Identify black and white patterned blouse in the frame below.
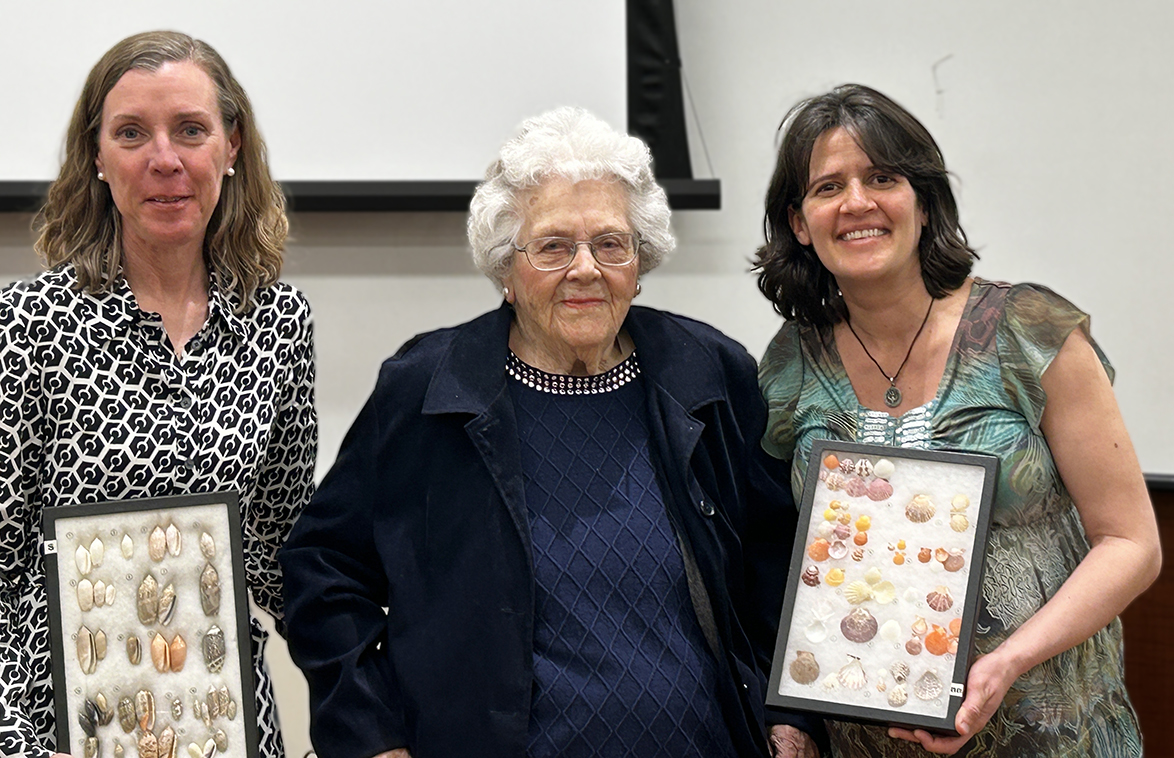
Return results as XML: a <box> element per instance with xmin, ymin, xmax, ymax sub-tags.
<box><xmin>0</xmin><ymin>264</ymin><xmax>317</xmax><ymax>758</ymax></box>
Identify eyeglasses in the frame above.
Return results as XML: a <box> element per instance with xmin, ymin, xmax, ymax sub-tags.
<box><xmin>513</xmin><ymin>232</ymin><xmax>640</xmax><ymax>271</ymax></box>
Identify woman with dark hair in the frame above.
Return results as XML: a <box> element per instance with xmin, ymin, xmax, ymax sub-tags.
<box><xmin>0</xmin><ymin>31</ymin><xmax>315</xmax><ymax>758</ymax></box>
<box><xmin>756</xmin><ymin>84</ymin><xmax>1159</xmax><ymax>756</ymax></box>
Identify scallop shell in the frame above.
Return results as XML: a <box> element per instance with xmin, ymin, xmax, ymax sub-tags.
<box><xmin>825</xmin><ymin>472</ymin><xmax>846</xmax><ymax>491</ymax></box>
<box><xmin>127</xmin><ymin>634</ymin><xmax>142</xmax><ymax>665</ymax></box>
<box><xmin>914</xmin><ymin>670</ymin><xmax>944</xmax><ymax>700</ymax></box>
<box><xmin>873</xmin><ymin>458</ymin><xmax>895</xmax><ymax>479</ymax></box>
<box><xmin>807</xmin><ymin>539</ymin><xmax>830</xmax><ymax>562</ymax></box>
<box><xmin>816</xmin><ymin>521</ymin><xmax>836</xmax><ymax>539</ymax></box>
<box><xmin>151</xmin><ymin>632</ymin><xmax>170</xmax><ymax>673</ymax></box>
<box><xmin>200</xmin><ymin>563</ymin><xmax>221</xmax><ymax>616</ymax></box>
<box><xmin>837</xmin><ymin>656</ymin><xmax>867</xmax><ymax>690</ymax></box>
<box><xmin>935</xmin><ymin>547</ymin><xmax>949</xmax><ymax>562</ymax></box>
<box><xmin>832</xmin><ymin>523</ymin><xmax>851</xmax><ymax>541</ymax></box>
<box><xmin>943</xmin><ymin>550</ymin><xmax>966</xmax><ymax>572</ymax></box>
<box><xmin>950</xmin><ymin>513</ymin><xmax>970</xmax><ymax>532</ymax></box>
<box><xmin>925</xmin><ymin>625</ymin><xmax>950</xmax><ymax>656</ymax></box>
<box><xmin>951</xmin><ymin>494</ymin><xmax>971</xmax><ymax>512</ymax></box>
<box><xmin>828</xmin><ymin>540</ymin><xmax>849</xmax><ymax>560</ymax></box>
<box><xmin>89</xmin><ymin>537</ymin><xmax>105</xmax><ymax>568</ymax></box>
<box><xmin>199</xmin><ymin>532</ymin><xmax>216</xmax><ymax>560</ymax></box>
<box><xmin>843</xmin><ymin>581</ymin><xmax>873</xmax><ymax>605</ymax></box>
<box><xmin>918</xmin><ymin>547</ymin><xmax>933</xmax><ymax>563</ymax></box>
<box><xmin>823</xmin><ymin>454</ymin><xmax>839</xmax><ymax>470</ymax></box>
<box><xmin>811</xmin><ymin>598</ymin><xmax>834</xmax><ymax>621</ymax></box>
<box><xmin>170</xmin><ymin>634</ymin><xmax>187</xmax><ymax>672</ymax></box>
<box><xmin>138</xmin><ymin>573</ymin><xmax>159</xmax><ymax>625</ymax></box>
<box><xmin>121</xmin><ymin>533</ymin><xmax>134</xmax><ymax>559</ymax></box>
<box><xmin>77</xmin><ymin>625</ymin><xmax>97</xmax><ymax>674</ymax></box>
<box><xmin>871</xmin><ymin>581</ymin><xmax>897</xmax><ymax>604</ymax></box>
<box><xmin>821</xmin><ymin>674</ymin><xmax>840</xmax><ymax>691</ymax></box>
<box><xmin>844</xmin><ymin>476</ymin><xmax>868</xmax><ymax>497</ymax></box>
<box><xmin>149</xmin><ymin>525</ymin><xmax>167</xmax><ymax>561</ymax></box>
<box><xmin>887</xmin><ymin>683</ymin><xmax>908</xmax><ymax>707</ymax></box>
<box><xmin>855</xmin><ymin>459</ymin><xmax>874</xmax><ymax>478</ymax></box>
<box><xmin>805</xmin><ymin>620</ymin><xmax>828</xmax><ymax>643</ymax></box>
<box><xmin>166</xmin><ymin>523</ymin><xmax>182</xmax><ymax>557</ymax></box>
<box><xmin>911</xmin><ymin>616</ymin><xmax>929</xmax><ymax>636</ymax></box>
<box><xmin>880</xmin><ymin>619</ymin><xmax>902</xmax><ymax>643</ymax></box>
<box><xmin>927</xmin><ymin>586</ymin><xmax>955</xmax><ymax>612</ymax></box>
<box><xmin>92</xmin><ymin>580</ymin><xmax>106</xmax><ymax>608</ymax></box>
<box><xmin>159</xmin><ymin>582</ymin><xmax>177</xmax><ymax>625</ymax></box>
<box><xmin>863</xmin><ymin>566</ymin><xmax>883</xmax><ymax>585</ymax></box>
<box><xmin>905</xmin><ymin>637</ymin><xmax>923</xmax><ymax>655</ymax></box>
<box><xmin>135</xmin><ymin>688</ymin><xmax>155</xmax><ymax>732</ymax></box>
<box><xmin>825</xmin><ymin>568</ymin><xmax>845</xmax><ymax>587</ymax></box>
<box><xmin>203</xmin><ymin>625</ymin><xmax>225</xmax><ymax>673</ymax></box>
<box><xmin>790</xmin><ymin>650</ymin><xmax>820</xmax><ymax>685</ymax></box>
<box><xmin>855</xmin><ymin>515</ymin><xmax>871</xmax><ymax>531</ymax></box>
<box><xmin>840</xmin><ymin>608</ymin><xmax>878</xmax><ymax>643</ymax></box>
<box><xmin>78</xmin><ymin>579</ymin><xmax>95</xmax><ymax>612</ymax></box>
<box><xmin>866</xmin><ymin>478</ymin><xmax>893</xmax><ymax>501</ymax></box>
<box><xmin>838</xmin><ymin>458</ymin><xmax>855</xmax><ymax>474</ymax></box>
<box><xmin>801</xmin><ymin>566</ymin><xmax>820</xmax><ymax>587</ymax></box>
<box><xmin>905</xmin><ymin>494</ymin><xmax>935</xmax><ymax>523</ymax></box>
<box><xmin>75</xmin><ymin>545</ymin><xmax>92</xmax><ymax>576</ymax></box>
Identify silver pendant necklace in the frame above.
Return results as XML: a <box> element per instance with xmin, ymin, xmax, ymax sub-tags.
<box><xmin>845</xmin><ymin>298</ymin><xmax>934</xmax><ymax>408</ymax></box>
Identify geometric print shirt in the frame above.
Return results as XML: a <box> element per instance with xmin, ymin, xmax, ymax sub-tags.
<box><xmin>0</xmin><ymin>264</ymin><xmax>317</xmax><ymax>758</ymax></box>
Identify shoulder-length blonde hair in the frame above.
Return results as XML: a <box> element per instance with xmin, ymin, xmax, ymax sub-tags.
<box><xmin>33</xmin><ymin>30</ymin><xmax>287</xmax><ymax>310</ymax></box>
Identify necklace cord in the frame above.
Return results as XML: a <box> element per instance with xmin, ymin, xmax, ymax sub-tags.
<box><xmin>846</xmin><ymin>297</ymin><xmax>934</xmax><ymax>393</ymax></box>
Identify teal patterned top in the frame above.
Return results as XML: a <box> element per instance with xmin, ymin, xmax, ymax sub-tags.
<box><xmin>759</xmin><ymin>279</ymin><xmax>1142</xmax><ymax>758</ymax></box>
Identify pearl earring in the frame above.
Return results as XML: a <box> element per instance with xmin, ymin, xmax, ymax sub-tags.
<box><xmin>502</xmin><ymin>286</ymin><xmax>510</xmax><ymax>299</ymax></box>
<box><xmin>226</xmin><ymin>167</ymin><xmax>235</xmax><ymax>177</ymax></box>
<box><xmin>635</xmin><ymin>282</ymin><xmax>642</xmax><ymax>296</ymax></box>
<box><xmin>97</xmin><ymin>172</ymin><xmax>105</xmax><ymax>181</ymax></box>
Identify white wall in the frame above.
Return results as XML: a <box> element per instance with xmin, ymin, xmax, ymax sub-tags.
<box><xmin>3</xmin><ymin>2</ymin><xmax>1172</xmax><ymax>756</ymax></box>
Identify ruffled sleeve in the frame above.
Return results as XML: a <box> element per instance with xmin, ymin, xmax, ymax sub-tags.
<box><xmin>996</xmin><ymin>283</ymin><xmax>1113</xmax><ymax>432</ymax></box>
<box><xmin>758</xmin><ymin>320</ymin><xmax>806</xmax><ymax>460</ymax></box>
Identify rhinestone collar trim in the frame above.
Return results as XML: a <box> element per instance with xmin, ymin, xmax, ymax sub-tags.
<box><xmin>506</xmin><ymin>350</ymin><xmax>640</xmax><ymax>395</ymax></box>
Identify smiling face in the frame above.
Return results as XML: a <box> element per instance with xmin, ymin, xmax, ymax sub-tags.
<box><xmin>502</xmin><ymin>178</ymin><xmax>638</xmax><ymax>366</ymax></box>
<box><xmin>789</xmin><ymin>127</ymin><xmax>926</xmax><ymax>289</ymax></box>
<box><xmin>95</xmin><ymin>60</ymin><xmax>239</xmax><ymax>259</ymax></box>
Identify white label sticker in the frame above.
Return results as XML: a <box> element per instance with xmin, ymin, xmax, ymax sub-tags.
<box><xmin>950</xmin><ymin>682</ymin><xmax>965</xmax><ymax>697</ymax></box>
<box><xmin>42</xmin><ymin>539</ymin><xmax>58</xmax><ymax>555</ymax></box>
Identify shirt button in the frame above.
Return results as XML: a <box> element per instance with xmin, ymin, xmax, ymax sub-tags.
<box><xmin>179</xmin><ymin>396</ymin><xmax>193</xmax><ymax>410</ymax></box>
<box><xmin>700</xmin><ymin>499</ymin><xmax>715</xmax><ymax>517</ymax></box>
<box><xmin>188</xmin><ymin>337</ymin><xmax>203</xmax><ymax>353</ymax></box>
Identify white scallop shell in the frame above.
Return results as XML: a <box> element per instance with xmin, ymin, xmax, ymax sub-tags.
<box><xmin>89</xmin><ymin>538</ymin><xmax>104</xmax><ymax>568</ymax></box>
<box><xmin>821</xmin><ymin>674</ymin><xmax>840</xmax><ymax>691</ymax></box>
<box><xmin>950</xmin><ymin>513</ymin><xmax>970</xmax><ymax>532</ymax></box>
<box><xmin>121</xmin><ymin>533</ymin><xmax>134</xmax><ymax>559</ymax></box>
<box><xmin>828</xmin><ymin>540</ymin><xmax>849</xmax><ymax>560</ymax></box>
<box><xmin>903</xmin><ymin>587</ymin><xmax>920</xmax><ymax>603</ymax></box>
<box><xmin>77</xmin><ymin>579</ymin><xmax>94</xmax><ymax>611</ymax></box>
<box><xmin>880</xmin><ymin>619</ymin><xmax>902</xmax><ymax>643</ymax></box>
<box><xmin>905</xmin><ymin>494</ymin><xmax>935</xmax><ymax>523</ymax></box>
<box><xmin>888</xmin><ymin>683</ymin><xmax>908</xmax><ymax>707</ymax></box>
<box><xmin>951</xmin><ymin>494</ymin><xmax>971</xmax><ymax>512</ymax></box>
<box><xmin>863</xmin><ymin>566</ymin><xmax>883</xmax><ymax>585</ymax></box>
<box><xmin>914</xmin><ymin>670</ymin><xmax>943</xmax><ymax>700</ymax></box>
<box><xmin>873</xmin><ymin>459</ymin><xmax>895</xmax><ymax>479</ymax></box>
<box><xmin>837</xmin><ymin>657</ymin><xmax>867</xmax><ymax>690</ymax></box>
<box><xmin>805</xmin><ymin>620</ymin><xmax>828</xmax><ymax>643</ymax></box>
<box><xmin>843</xmin><ymin>581</ymin><xmax>873</xmax><ymax>605</ymax></box>
<box><xmin>75</xmin><ymin>546</ymin><xmax>92</xmax><ymax>576</ymax></box>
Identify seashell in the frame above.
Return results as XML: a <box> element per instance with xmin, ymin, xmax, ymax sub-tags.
<box><xmin>893</xmin><ymin>552</ymin><xmax>906</xmax><ymax>565</ymax></box>
<box><xmin>84</xmin><ymin>737</ymin><xmax>99</xmax><ymax>758</ymax></box>
<box><xmin>918</xmin><ymin>547</ymin><xmax>933</xmax><ymax>563</ymax></box>
<box><xmin>805</xmin><ymin>620</ymin><xmax>828</xmax><ymax>643</ymax></box>
<box><xmin>105</xmin><ymin>582</ymin><xmax>116</xmax><ymax>606</ymax></box>
<box><xmin>837</xmin><ymin>656</ymin><xmax>867</xmax><ymax>690</ymax></box>
<box><xmin>159</xmin><ymin>726</ymin><xmax>177</xmax><ymax>758</ymax></box>
<box><xmin>170</xmin><ymin>634</ymin><xmax>187</xmax><ymax>672</ymax></box>
<box><xmin>138</xmin><ymin>573</ymin><xmax>159</xmax><ymax>625</ymax></box>
<box><xmin>823</xmin><ymin>454</ymin><xmax>839</xmax><ymax>470</ymax></box>
<box><xmin>914</xmin><ymin>669</ymin><xmax>944</xmax><ymax>700</ymax></box>
<box><xmin>863</xmin><ymin>566</ymin><xmax>883</xmax><ymax>585</ymax></box>
<box><xmin>821</xmin><ymin>674</ymin><xmax>839</xmax><ymax>691</ymax></box>
<box><xmin>951</xmin><ymin>494</ymin><xmax>970</xmax><ymax>512</ymax></box>
<box><xmin>925</xmin><ymin>625</ymin><xmax>950</xmax><ymax>656</ymax></box>
<box><xmin>872</xmin><ymin>581</ymin><xmax>897</xmax><ymax>604</ymax></box>
<box><xmin>204</xmin><ymin>738</ymin><xmax>217</xmax><ymax>758</ymax></box>
<box><xmin>825</xmin><ymin>568</ymin><xmax>845</xmax><ymax>587</ymax></box>
<box><xmin>213</xmin><ymin>729</ymin><xmax>228</xmax><ymax>752</ymax></box>
<box><xmin>200</xmin><ymin>531</ymin><xmax>216</xmax><ymax>561</ymax></box>
<box><xmin>95</xmin><ymin>692</ymin><xmax>114</xmax><ymax>726</ymax></box>
<box><xmin>837</xmin><ymin>512</ymin><xmax>853</xmax><ymax>525</ymax></box>
<box><xmin>888</xmin><ymin>683</ymin><xmax>908</xmax><ymax>707</ymax></box>
<box><xmin>94</xmin><ymin>629</ymin><xmax>107</xmax><ymax>660</ymax></box>
<box><xmin>950</xmin><ymin>513</ymin><xmax>970</xmax><ymax>532</ymax></box>
<box><xmin>897</xmin><ymin>539</ymin><xmax>906</xmax><ymax>550</ymax></box>
<box><xmin>906</xmin><ymin>637</ymin><xmax>923</xmax><ymax>655</ymax></box>
<box><xmin>828</xmin><ymin>540</ymin><xmax>849</xmax><ymax>560</ymax></box>
<box><xmin>851</xmin><ymin>547</ymin><xmax>865</xmax><ymax>561</ymax></box>
<box><xmin>158</xmin><ymin>583</ymin><xmax>177</xmax><ymax>625</ymax></box>
<box><xmin>855</xmin><ymin>459</ymin><xmax>874</xmax><ymax>478</ymax></box>
<box><xmin>139</xmin><ymin>729</ymin><xmax>159</xmax><ymax>758</ymax></box>
<box><xmin>75</xmin><ymin>545</ymin><xmax>93</xmax><ymax>576</ymax></box>
<box><xmin>905</xmin><ymin>494</ymin><xmax>935</xmax><ymax>523</ymax></box>
<box><xmin>121</xmin><ymin>533</ymin><xmax>133</xmax><ymax>559</ymax></box>
<box><xmin>78</xmin><ymin>579</ymin><xmax>95</xmax><ymax>611</ymax></box>
<box><xmin>949</xmin><ymin>617</ymin><xmax>962</xmax><ymax>636</ymax></box>
<box><xmin>838</xmin><ymin>458</ymin><xmax>855</xmax><ymax>474</ymax></box>
<box><xmin>911</xmin><ymin>616</ymin><xmax>929</xmax><ymax>636</ymax></box>
<box><xmin>880</xmin><ymin>619</ymin><xmax>902</xmax><ymax>643</ymax></box>
<box><xmin>935</xmin><ymin>547</ymin><xmax>949</xmax><ymax>562</ymax></box>
<box><xmin>801</xmin><ymin>566</ymin><xmax>820</xmax><ymax>587</ymax></box>
<box><xmin>166</xmin><ymin>523</ymin><xmax>182</xmax><ymax>557</ymax></box>
<box><xmin>944</xmin><ymin>550</ymin><xmax>966</xmax><ymax>572</ymax></box>
<box><xmin>200</xmin><ymin>563</ymin><xmax>221</xmax><ymax>616</ymax></box>
<box><xmin>127</xmin><ymin>634</ymin><xmax>142</xmax><ymax>665</ymax></box>
<box><xmin>807</xmin><ymin>538</ymin><xmax>830</xmax><ymax>561</ymax></box>
<box><xmin>829</xmin><ymin>499</ymin><xmax>844</xmax><ymax>510</ymax></box>
<box><xmin>151</xmin><ymin>632</ymin><xmax>170</xmax><ymax>673</ymax></box>
<box><xmin>115</xmin><ymin>740</ymin><xmax>125</xmax><ymax>758</ymax></box>
<box><xmin>818</xmin><ymin>469</ymin><xmax>827</xmax><ymax>481</ymax></box>
<box><xmin>811</xmin><ymin>598</ymin><xmax>834</xmax><ymax>621</ymax></box>
<box><xmin>825</xmin><ymin>472</ymin><xmax>846</xmax><ymax>491</ymax></box>
<box><xmin>77</xmin><ymin>625</ymin><xmax>97</xmax><ymax>674</ymax></box>
<box><xmin>789</xmin><ymin>650</ymin><xmax>820</xmax><ymax>685</ymax></box>
<box><xmin>225</xmin><ymin>698</ymin><xmax>236</xmax><ymax>720</ymax></box>
<box><xmin>216</xmin><ymin>686</ymin><xmax>231</xmax><ymax>718</ymax></box>
<box><xmin>816</xmin><ymin>521</ymin><xmax>835</xmax><ymax>539</ymax></box>
<box><xmin>948</xmin><ymin>637</ymin><xmax>959</xmax><ymax>655</ymax></box>
<box><xmin>891</xmin><ymin>661</ymin><xmax>910</xmax><ymax>683</ymax></box>
<box><xmin>79</xmin><ymin>699</ymin><xmax>98</xmax><ymax>737</ymax></box>
<box><xmin>866</xmin><ymin>478</ymin><xmax>893</xmax><ymax>501</ymax></box>
<box><xmin>927</xmin><ymin>586</ymin><xmax>955</xmax><ymax>613</ymax></box>
<box><xmin>877</xmin><ymin>679</ymin><xmax>887</xmax><ymax>692</ymax></box>
<box><xmin>135</xmin><ymin>688</ymin><xmax>155</xmax><ymax>732</ymax></box>
<box><xmin>171</xmin><ymin>698</ymin><xmax>183</xmax><ymax>721</ymax></box>
<box><xmin>853</xmin><ymin>531</ymin><xmax>868</xmax><ymax>546</ymax></box>
<box><xmin>203</xmin><ymin>625</ymin><xmax>225</xmax><ymax>673</ymax></box>
<box><xmin>206</xmin><ymin>687</ymin><xmax>220</xmax><ymax>720</ymax></box>
<box><xmin>92</xmin><ymin>580</ymin><xmax>106</xmax><ymax>608</ymax></box>
<box><xmin>843</xmin><ymin>580</ymin><xmax>873</xmax><ymax>605</ymax></box>
<box><xmin>840</xmin><ymin>608</ymin><xmax>878</xmax><ymax>643</ymax></box>
<box><xmin>872</xmin><ymin>458</ymin><xmax>894</xmax><ymax>479</ymax></box>
<box><xmin>855</xmin><ymin>515</ymin><xmax>871</xmax><ymax>531</ymax></box>
<box><xmin>117</xmin><ymin>696</ymin><xmax>135</xmax><ymax>733</ymax></box>
<box><xmin>149</xmin><ymin>525</ymin><xmax>167</xmax><ymax>561</ymax></box>
<box><xmin>832</xmin><ymin>523</ymin><xmax>851</xmax><ymax>541</ymax></box>
<box><xmin>89</xmin><ymin>537</ymin><xmax>105</xmax><ymax>568</ymax></box>
<box><xmin>188</xmin><ymin>744</ymin><xmax>204</xmax><ymax>758</ymax></box>
<box><xmin>843</xmin><ymin>476</ymin><xmax>868</xmax><ymax>497</ymax></box>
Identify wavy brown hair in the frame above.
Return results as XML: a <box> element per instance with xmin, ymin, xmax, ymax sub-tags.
<box><xmin>755</xmin><ymin>84</ymin><xmax>976</xmax><ymax>330</ymax></box>
<box><xmin>33</xmin><ymin>30</ymin><xmax>287</xmax><ymax>310</ymax></box>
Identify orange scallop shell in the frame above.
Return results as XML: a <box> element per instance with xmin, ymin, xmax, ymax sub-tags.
<box><xmin>925</xmin><ymin>626</ymin><xmax>950</xmax><ymax>656</ymax></box>
<box><xmin>823</xmin><ymin>454</ymin><xmax>840</xmax><ymax>470</ymax></box>
<box><xmin>807</xmin><ymin>539</ymin><xmax>830</xmax><ymax>561</ymax></box>
<box><xmin>948</xmin><ymin>618</ymin><xmax>962</xmax><ymax>636</ymax></box>
<box><xmin>892</xmin><ymin>552</ymin><xmax>905</xmax><ymax>565</ymax></box>
<box><xmin>853</xmin><ymin>531</ymin><xmax>868</xmax><ymax>546</ymax></box>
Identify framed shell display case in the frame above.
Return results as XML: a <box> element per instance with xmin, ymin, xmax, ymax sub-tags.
<box><xmin>766</xmin><ymin>441</ymin><xmax>997</xmax><ymax>734</ymax></box>
<box><xmin>42</xmin><ymin>492</ymin><xmax>257</xmax><ymax>758</ymax></box>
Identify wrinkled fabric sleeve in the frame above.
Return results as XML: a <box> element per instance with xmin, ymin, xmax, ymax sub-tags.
<box><xmin>758</xmin><ymin>321</ymin><xmax>805</xmax><ymax>462</ymax></box>
<box><xmin>280</xmin><ymin>364</ymin><xmax>406</xmax><ymax>758</ymax></box>
<box><xmin>245</xmin><ymin>294</ymin><xmax>318</xmax><ymax>637</ymax></box>
<box><xmin>0</xmin><ymin>295</ymin><xmax>54</xmax><ymax>758</ymax></box>
<box><xmin>997</xmin><ymin>283</ymin><xmax>1113</xmax><ymax>433</ymax></box>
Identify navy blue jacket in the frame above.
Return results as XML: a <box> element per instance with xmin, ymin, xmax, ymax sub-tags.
<box><xmin>281</xmin><ymin>305</ymin><xmax>820</xmax><ymax>758</ymax></box>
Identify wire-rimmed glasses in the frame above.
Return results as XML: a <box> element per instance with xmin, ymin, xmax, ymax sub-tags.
<box><xmin>513</xmin><ymin>232</ymin><xmax>640</xmax><ymax>271</ymax></box>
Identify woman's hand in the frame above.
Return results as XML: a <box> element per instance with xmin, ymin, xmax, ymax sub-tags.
<box><xmin>371</xmin><ymin>750</ymin><xmax>410</xmax><ymax>758</ymax></box>
<box><xmin>887</xmin><ymin>648</ymin><xmax>1016</xmax><ymax>754</ymax></box>
<box><xmin>769</xmin><ymin>724</ymin><xmax>819</xmax><ymax>758</ymax></box>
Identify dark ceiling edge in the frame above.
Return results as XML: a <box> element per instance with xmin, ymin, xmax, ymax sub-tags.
<box><xmin>1147</xmin><ymin>474</ymin><xmax>1174</xmax><ymax>492</ymax></box>
<box><xmin>0</xmin><ymin>179</ymin><xmax>720</xmax><ymax>214</ymax></box>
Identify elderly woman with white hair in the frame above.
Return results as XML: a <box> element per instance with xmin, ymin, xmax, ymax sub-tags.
<box><xmin>281</xmin><ymin>107</ymin><xmax>823</xmax><ymax>758</ymax></box>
